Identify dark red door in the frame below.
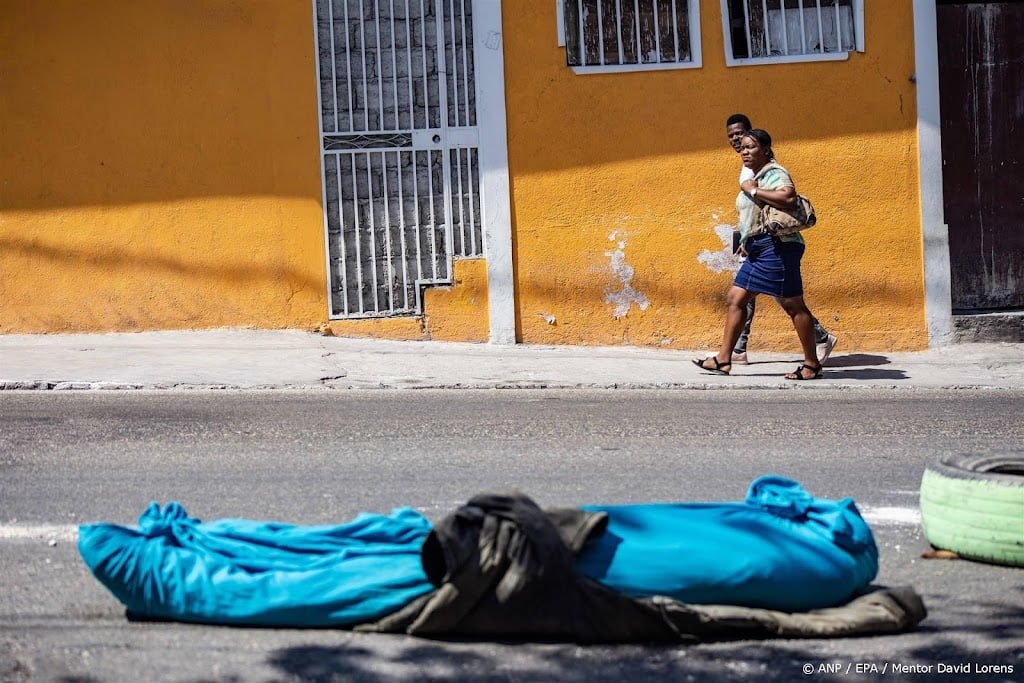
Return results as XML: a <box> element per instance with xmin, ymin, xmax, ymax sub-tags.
<box><xmin>937</xmin><ymin>1</ymin><xmax>1024</xmax><ymax>312</ymax></box>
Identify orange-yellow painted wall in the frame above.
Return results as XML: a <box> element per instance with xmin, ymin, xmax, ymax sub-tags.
<box><xmin>319</xmin><ymin>259</ymin><xmax>490</xmax><ymax>342</ymax></box>
<box><xmin>2</xmin><ymin>1</ymin><xmax>927</xmax><ymax>351</ymax></box>
<box><xmin>1</xmin><ymin>1</ymin><xmax>329</xmax><ymax>333</ymax></box>
<box><xmin>503</xmin><ymin>1</ymin><xmax>926</xmax><ymax>352</ymax></box>
<box><xmin>0</xmin><ymin>0</ymin><xmax>484</xmax><ymax>341</ymax></box>
<box><xmin>423</xmin><ymin>259</ymin><xmax>490</xmax><ymax>342</ymax></box>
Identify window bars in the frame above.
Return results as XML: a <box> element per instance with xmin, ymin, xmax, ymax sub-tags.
<box><xmin>563</xmin><ymin>0</ymin><xmax>693</xmax><ymax>67</ymax></box>
<box><xmin>725</xmin><ymin>0</ymin><xmax>855</xmax><ymax>60</ymax></box>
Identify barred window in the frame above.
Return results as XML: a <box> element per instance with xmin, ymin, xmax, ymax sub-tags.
<box><xmin>559</xmin><ymin>0</ymin><xmax>702</xmax><ymax>72</ymax></box>
<box><xmin>723</xmin><ymin>0</ymin><xmax>862</xmax><ymax>66</ymax></box>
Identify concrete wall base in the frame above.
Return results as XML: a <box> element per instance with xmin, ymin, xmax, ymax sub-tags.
<box><xmin>952</xmin><ymin>312</ymin><xmax>1024</xmax><ymax>343</ymax></box>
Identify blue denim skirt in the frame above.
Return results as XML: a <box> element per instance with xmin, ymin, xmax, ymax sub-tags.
<box><xmin>734</xmin><ymin>235</ymin><xmax>805</xmax><ymax>297</ymax></box>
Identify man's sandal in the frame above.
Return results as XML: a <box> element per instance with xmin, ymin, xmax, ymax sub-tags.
<box><xmin>693</xmin><ymin>356</ymin><xmax>732</xmax><ymax>375</ymax></box>
<box><xmin>785</xmin><ymin>363</ymin><xmax>823</xmax><ymax>380</ymax></box>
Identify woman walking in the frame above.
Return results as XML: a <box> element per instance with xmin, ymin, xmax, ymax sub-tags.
<box><xmin>693</xmin><ymin>129</ymin><xmax>822</xmax><ymax>380</ymax></box>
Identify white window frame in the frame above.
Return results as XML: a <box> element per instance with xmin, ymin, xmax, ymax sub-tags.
<box><xmin>556</xmin><ymin>0</ymin><xmax>703</xmax><ymax>74</ymax></box>
<box><xmin>720</xmin><ymin>0</ymin><xmax>864</xmax><ymax>67</ymax></box>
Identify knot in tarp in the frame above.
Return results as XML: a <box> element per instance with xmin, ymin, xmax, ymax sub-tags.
<box><xmin>745</xmin><ymin>475</ymin><xmax>813</xmax><ymax>518</ymax></box>
<box><xmin>137</xmin><ymin>502</ymin><xmax>201</xmax><ymax>541</ymax></box>
<box><xmin>746</xmin><ymin>475</ymin><xmax>872</xmax><ymax>553</ymax></box>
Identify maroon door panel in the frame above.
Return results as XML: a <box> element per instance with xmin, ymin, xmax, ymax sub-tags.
<box><xmin>937</xmin><ymin>2</ymin><xmax>1024</xmax><ymax>312</ymax></box>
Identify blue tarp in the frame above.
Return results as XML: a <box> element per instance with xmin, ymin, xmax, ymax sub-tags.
<box><xmin>78</xmin><ymin>502</ymin><xmax>434</xmax><ymax>627</ymax></box>
<box><xmin>577</xmin><ymin>475</ymin><xmax>879</xmax><ymax>612</ymax></box>
<box><xmin>78</xmin><ymin>476</ymin><xmax>878</xmax><ymax>627</ymax></box>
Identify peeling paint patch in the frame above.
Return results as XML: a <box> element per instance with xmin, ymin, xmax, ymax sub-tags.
<box><xmin>538</xmin><ymin>312</ymin><xmax>556</xmax><ymax>325</ymax></box>
<box><xmin>605</xmin><ymin>231</ymin><xmax>650</xmax><ymax>319</ymax></box>
<box><xmin>698</xmin><ymin>223</ymin><xmax>742</xmax><ymax>273</ymax></box>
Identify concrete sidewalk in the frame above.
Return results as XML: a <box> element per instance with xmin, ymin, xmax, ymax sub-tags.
<box><xmin>1</xmin><ymin>329</ymin><xmax>1023</xmax><ymax>391</ymax></box>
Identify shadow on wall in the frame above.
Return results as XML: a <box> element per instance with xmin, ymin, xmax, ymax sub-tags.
<box><xmin>2</xmin><ymin>4</ymin><xmax>919</xmax><ymax>211</ymax></box>
<box><xmin>0</xmin><ymin>237</ymin><xmax>323</xmax><ymax>293</ymax></box>
<box><xmin>503</xmin><ymin>5</ymin><xmax>917</xmax><ymax>175</ymax></box>
<box><xmin>1</xmin><ymin>2</ymin><xmax>320</xmax><ymax>212</ymax></box>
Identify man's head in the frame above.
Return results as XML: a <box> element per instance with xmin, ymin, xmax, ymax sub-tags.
<box><xmin>726</xmin><ymin>113</ymin><xmax>752</xmax><ymax>152</ymax></box>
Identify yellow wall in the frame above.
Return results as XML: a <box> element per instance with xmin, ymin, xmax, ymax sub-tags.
<box><xmin>319</xmin><ymin>258</ymin><xmax>490</xmax><ymax>342</ymax></box>
<box><xmin>1</xmin><ymin>1</ymin><xmax>329</xmax><ymax>333</ymax></box>
<box><xmin>1</xmin><ymin>1</ymin><xmax>927</xmax><ymax>351</ymax></box>
<box><xmin>503</xmin><ymin>1</ymin><xmax>926</xmax><ymax>351</ymax></box>
<box><xmin>0</xmin><ymin>1</ymin><xmax>486</xmax><ymax>341</ymax></box>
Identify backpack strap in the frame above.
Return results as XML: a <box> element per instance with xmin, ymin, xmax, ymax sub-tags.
<box><xmin>752</xmin><ymin>163</ymin><xmax>798</xmax><ymax>195</ymax></box>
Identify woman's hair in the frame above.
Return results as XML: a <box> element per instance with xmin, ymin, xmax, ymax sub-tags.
<box><xmin>742</xmin><ymin>128</ymin><xmax>774</xmax><ymax>159</ymax></box>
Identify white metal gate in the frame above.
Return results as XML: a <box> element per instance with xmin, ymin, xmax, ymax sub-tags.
<box><xmin>314</xmin><ymin>0</ymin><xmax>483</xmax><ymax>318</ymax></box>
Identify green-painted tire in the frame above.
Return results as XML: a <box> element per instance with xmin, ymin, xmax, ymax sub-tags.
<box><xmin>919</xmin><ymin>454</ymin><xmax>1024</xmax><ymax>568</ymax></box>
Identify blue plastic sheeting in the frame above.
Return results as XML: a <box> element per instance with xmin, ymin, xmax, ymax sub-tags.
<box><xmin>577</xmin><ymin>476</ymin><xmax>879</xmax><ymax>611</ymax></box>
<box><xmin>78</xmin><ymin>502</ymin><xmax>435</xmax><ymax>627</ymax></box>
<box><xmin>78</xmin><ymin>476</ymin><xmax>879</xmax><ymax>626</ymax></box>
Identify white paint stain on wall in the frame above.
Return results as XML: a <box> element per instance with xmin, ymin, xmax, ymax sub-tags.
<box><xmin>698</xmin><ymin>220</ymin><xmax>742</xmax><ymax>274</ymax></box>
<box><xmin>605</xmin><ymin>231</ymin><xmax>650</xmax><ymax>319</ymax></box>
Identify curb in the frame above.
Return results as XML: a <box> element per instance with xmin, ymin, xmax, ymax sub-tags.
<box><xmin>3</xmin><ymin>379</ymin><xmax>1020</xmax><ymax>392</ymax></box>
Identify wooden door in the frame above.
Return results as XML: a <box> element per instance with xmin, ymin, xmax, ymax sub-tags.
<box><xmin>937</xmin><ymin>1</ymin><xmax>1024</xmax><ymax>312</ymax></box>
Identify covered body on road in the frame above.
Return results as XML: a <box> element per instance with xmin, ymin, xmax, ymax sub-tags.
<box><xmin>78</xmin><ymin>476</ymin><xmax>923</xmax><ymax>641</ymax></box>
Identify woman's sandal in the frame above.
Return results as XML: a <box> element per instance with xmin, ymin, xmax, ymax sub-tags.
<box><xmin>785</xmin><ymin>363</ymin><xmax>823</xmax><ymax>380</ymax></box>
<box><xmin>692</xmin><ymin>356</ymin><xmax>732</xmax><ymax>375</ymax></box>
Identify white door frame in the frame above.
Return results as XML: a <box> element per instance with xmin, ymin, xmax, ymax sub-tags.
<box><xmin>473</xmin><ymin>0</ymin><xmax>516</xmax><ymax>344</ymax></box>
<box><xmin>913</xmin><ymin>0</ymin><xmax>953</xmax><ymax>347</ymax></box>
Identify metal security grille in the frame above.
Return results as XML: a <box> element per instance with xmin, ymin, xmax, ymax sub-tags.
<box><xmin>563</xmin><ymin>0</ymin><xmax>694</xmax><ymax>67</ymax></box>
<box><xmin>314</xmin><ymin>0</ymin><xmax>482</xmax><ymax>318</ymax></box>
<box><xmin>725</xmin><ymin>0</ymin><xmax>855</xmax><ymax>59</ymax></box>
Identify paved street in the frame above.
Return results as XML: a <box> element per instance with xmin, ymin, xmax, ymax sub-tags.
<box><xmin>1</xmin><ymin>389</ymin><xmax>1022</xmax><ymax>682</ymax></box>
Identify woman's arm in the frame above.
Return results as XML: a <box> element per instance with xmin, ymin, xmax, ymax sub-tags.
<box><xmin>740</xmin><ymin>179</ymin><xmax>797</xmax><ymax>209</ymax></box>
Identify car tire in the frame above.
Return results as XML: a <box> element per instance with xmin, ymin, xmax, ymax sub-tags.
<box><xmin>919</xmin><ymin>454</ymin><xmax>1024</xmax><ymax>568</ymax></box>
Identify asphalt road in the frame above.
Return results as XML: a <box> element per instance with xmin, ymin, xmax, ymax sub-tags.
<box><xmin>1</xmin><ymin>389</ymin><xmax>1022</xmax><ymax>682</ymax></box>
